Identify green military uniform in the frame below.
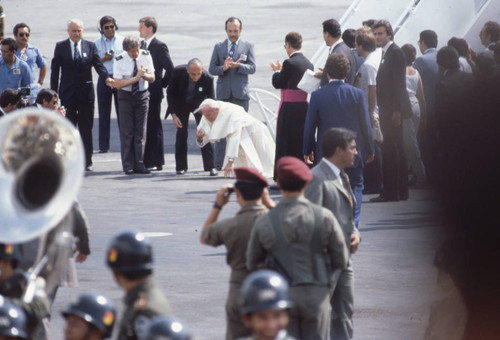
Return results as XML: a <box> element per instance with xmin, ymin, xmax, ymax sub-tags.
<box><xmin>117</xmin><ymin>276</ymin><xmax>171</xmax><ymax>340</ymax></box>
<box><xmin>0</xmin><ymin>271</ymin><xmax>50</xmax><ymax>340</ymax></box>
<box><xmin>202</xmin><ymin>202</ymin><xmax>268</xmax><ymax>340</ymax></box>
<box><xmin>247</xmin><ymin>196</ymin><xmax>348</xmax><ymax>340</ymax></box>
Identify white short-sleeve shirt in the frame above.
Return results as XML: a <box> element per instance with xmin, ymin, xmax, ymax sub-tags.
<box><xmin>113</xmin><ymin>49</ymin><xmax>155</xmax><ymax>92</ymax></box>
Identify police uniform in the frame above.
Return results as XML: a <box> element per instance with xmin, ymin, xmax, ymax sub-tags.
<box><xmin>118</xmin><ymin>276</ymin><xmax>171</xmax><ymax>340</ymax></box>
<box><xmin>113</xmin><ymin>49</ymin><xmax>154</xmax><ymax>172</ymax></box>
<box><xmin>15</xmin><ymin>43</ymin><xmax>46</xmax><ymax>102</ymax></box>
<box><xmin>0</xmin><ymin>56</ymin><xmax>31</xmax><ymax>94</ymax></box>
<box><xmin>202</xmin><ymin>167</ymin><xmax>269</xmax><ymax>340</ymax></box>
<box><xmin>246</xmin><ymin>157</ymin><xmax>349</xmax><ymax>340</ymax></box>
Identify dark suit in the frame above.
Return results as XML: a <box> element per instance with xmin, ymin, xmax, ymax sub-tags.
<box><xmin>320</xmin><ymin>41</ymin><xmax>357</xmax><ymax>86</ymax></box>
<box><xmin>50</xmin><ymin>38</ymin><xmax>109</xmax><ymax>167</ymax></box>
<box><xmin>303</xmin><ymin>80</ymin><xmax>374</xmax><ymax>227</ymax></box>
<box><xmin>376</xmin><ymin>42</ymin><xmax>412</xmax><ymax>201</ymax></box>
<box><xmin>142</xmin><ymin>37</ymin><xmax>174</xmax><ymax>169</ymax></box>
<box><xmin>166</xmin><ymin>65</ymin><xmax>215</xmax><ymax>172</ymax></box>
<box><xmin>272</xmin><ymin>52</ymin><xmax>313</xmax><ymax>174</ymax></box>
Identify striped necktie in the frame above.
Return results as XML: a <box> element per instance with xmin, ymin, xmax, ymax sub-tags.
<box><xmin>74</xmin><ymin>42</ymin><xmax>81</xmax><ymax>67</ymax></box>
<box><xmin>132</xmin><ymin>59</ymin><xmax>139</xmax><ymax>95</ymax></box>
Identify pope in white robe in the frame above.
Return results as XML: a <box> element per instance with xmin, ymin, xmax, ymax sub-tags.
<box><xmin>196</xmin><ymin>99</ymin><xmax>275</xmax><ymax>178</ymax></box>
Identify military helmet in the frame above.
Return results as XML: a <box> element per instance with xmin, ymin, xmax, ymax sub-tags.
<box><xmin>143</xmin><ymin>315</ymin><xmax>192</xmax><ymax>340</ymax></box>
<box><xmin>0</xmin><ymin>243</ymin><xmax>22</xmax><ymax>260</ymax></box>
<box><xmin>62</xmin><ymin>293</ymin><xmax>116</xmax><ymax>338</ymax></box>
<box><xmin>0</xmin><ymin>296</ymin><xmax>27</xmax><ymax>339</ymax></box>
<box><xmin>239</xmin><ymin>269</ymin><xmax>293</xmax><ymax>315</ymax></box>
<box><xmin>106</xmin><ymin>230</ymin><xmax>153</xmax><ymax>273</ymax></box>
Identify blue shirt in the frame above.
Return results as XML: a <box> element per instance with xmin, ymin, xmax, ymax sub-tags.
<box><xmin>15</xmin><ymin>43</ymin><xmax>45</xmax><ymax>83</ymax></box>
<box><xmin>94</xmin><ymin>34</ymin><xmax>124</xmax><ymax>75</ymax></box>
<box><xmin>15</xmin><ymin>43</ymin><xmax>46</xmax><ymax>102</ymax></box>
<box><xmin>0</xmin><ymin>56</ymin><xmax>31</xmax><ymax>94</ymax></box>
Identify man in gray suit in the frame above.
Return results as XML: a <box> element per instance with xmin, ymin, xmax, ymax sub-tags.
<box><xmin>413</xmin><ymin>30</ymin><xmax>440</xmax><ymax>184</ymax></box>
<box><xmin>209</xmin><ymin>17</ymin><xmax>256</xmax><ymax>168</ymax></box>
<box><xmin>305</xmin><ymin>127</ymin><xmax>361</xmax><ymax>340</ymax></box>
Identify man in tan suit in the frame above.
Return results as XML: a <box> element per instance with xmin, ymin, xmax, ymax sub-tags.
<box><xmin>305</xmin><ymin>127</ymin><xmax>361</xmax><ymax>340</ymax></box>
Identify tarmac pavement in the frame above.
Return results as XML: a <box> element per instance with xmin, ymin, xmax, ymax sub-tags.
<box><xmin>2</xmin><ymin>1</ymin><xmax>442</xmax><ymax>339</ymax></box>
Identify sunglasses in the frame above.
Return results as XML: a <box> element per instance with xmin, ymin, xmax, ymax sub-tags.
<box><xmin>103</xmin><ymin>25</ymin><xmax>115</xmax><ymax>30</ymax></box>
<box><xmin>19</xmin><ymin>33</ymin><xmax>30</xmax><ymax>37</ymax></box>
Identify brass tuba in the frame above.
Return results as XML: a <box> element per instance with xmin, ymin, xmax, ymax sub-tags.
<box><xmin>0</xmin><ymin>108</ymin><xmax>84</xmax><ymax>299</ymax></box>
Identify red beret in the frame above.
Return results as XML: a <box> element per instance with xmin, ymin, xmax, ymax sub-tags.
<box><xmin>276</xmin><ymin>156</ymin><xmax>312</xmax><ymax>182</ymax></box>
<box><xmin>234</xmin><ymin>167</ymin><xmax>268</xmax><ymax>187</ymax></box>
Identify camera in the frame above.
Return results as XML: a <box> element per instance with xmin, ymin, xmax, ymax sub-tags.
<box><xmin>18</xmin><ymin>87</ymin><xmax>30</xmax><ymax>97</ymax></box>
<box><xmin>17</xmin><ymin>87</ymin><xmax>31</xmax><ymax>108</ymax></box>
<box><xmin>106</xmin><ymin>50</ymin><xmax>115</xmax><ymax>56</ymax></box>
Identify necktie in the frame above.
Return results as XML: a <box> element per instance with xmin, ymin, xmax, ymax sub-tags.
<box><xmin>132</xmin><ymin>59</ymin><xmax>139</xmax><ymax>95</ymax></box>
<box><xmin>229</xmin><ymin>43</ymin><xmax>236</xmax><ymax>59</ymax></box>
<box><xmin>74</xmin><ymin>42</ymin><xmax>81</xmax><ymax>67</ymax></box>
<box><xmin>340</xmin><ymin>170</ymin><xmax>354</xmax><ymax>207</ymax></box>
<box><xmin>141</xmin><ymin>40</ymin><xmax>147</xmax><ymax>50</ymax></box>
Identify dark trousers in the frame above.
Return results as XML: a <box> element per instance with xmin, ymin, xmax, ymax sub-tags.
<box><xmin>63</xmin><ymin>96</ymin><xmax>94</xmax><ymax>167</ymax></box>
<box><xmin>363</xmin><ymin>141</ymin><xmax>383</xmax><ymax>193</ymax></box>
<box><xmin>143</xmin><ymin>97</ymin><xmax>165</xmax><ymax>168</ymax></box>
<box><xmin>380</xmin><ymin>122</ymin><xmax>409</xmax><ymax>200</ymax></box>
<box><xmin>214</xmin><ymin>96</ymin><xmax>249</xmax><ymax>168</ymax></box>
<box><xmin>175</xmin><ymin>112</ymin><xmax>214</xmax><ymax>171</ymax></box>
<box><xmin>118</xmin><ymin>90</ymin><xmax>149</xmax><ymax>171</ymax></box>
<box><xmin>97</xmin><ymin>76</ymin><xmax>119</xmax><ymax>152</ymax></box>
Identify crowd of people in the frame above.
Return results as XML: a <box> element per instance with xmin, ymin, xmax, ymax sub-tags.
<box><xmin>1</xmin><ymin>8</ymin><xmax>500</xmax><ymax>340</ymax></box>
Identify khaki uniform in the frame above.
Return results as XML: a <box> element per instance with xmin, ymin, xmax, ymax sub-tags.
<box><xmin>247</xmin><ymin>196</ymin><xmax>348</xmax><ymax>340</ymax></box>
<box><xmin>202</xmin><ymin>202</ymin><xmax>268</xmax><ymax>340</ymax></box>
<box><xmin>117</xmin><ymin>276</ymin><xmax>171</xmax><ymax>340</ymax></box>
<box><xmin>0</xmin><ymin>271</ymin><xmax>50</xmax><ymax>340</ymax></box>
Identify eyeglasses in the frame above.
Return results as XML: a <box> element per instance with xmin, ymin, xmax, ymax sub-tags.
<box><xmin>103</xmin><ymin>25</ymin><xmax>115</xmax><ymax>30</ymax></box>
<box><xmin>19</xmin><ymin>33</ymin><xmax>30</xmax><ymax>37</ymax></box>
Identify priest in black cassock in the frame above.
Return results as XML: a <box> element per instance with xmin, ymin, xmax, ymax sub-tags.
<box><xmin>270</xmin><ymin>32</ymin><xmax>314</xmax><ymax>179</ymax></box>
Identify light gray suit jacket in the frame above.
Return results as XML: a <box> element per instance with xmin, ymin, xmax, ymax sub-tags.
<box><xmin>305</xmin><ymin>159</ymin><xmax>359</xmax><ymax>247</ymax></box>
<box><xmin>209</xmin><ymin>38</ymin><xmax>256</xmax><ymax>100</ymax></box>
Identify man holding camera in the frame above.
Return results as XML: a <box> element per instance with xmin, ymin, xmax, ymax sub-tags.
<box><xmin>0</xmin><ymin>38</ymin><xmax>31</xmax><ymax>96</ymax></box>
<box><xmin>200</xmin><ymin>167</ymin><xmax>275</xmax><ymax>340</ymax></box>
<box><xmin>95</xmin><ymin>15</ymin><xmax>124</xmax><ymax>153</ymax></box>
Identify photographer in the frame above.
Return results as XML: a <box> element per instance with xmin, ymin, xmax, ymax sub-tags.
<box><xmin>0</xmin><ymin>38</ymin><xmax>31</xmax><ymax>95</ymax></box>
<box><xmin>200</xmin><ymin>167</ymin><xmax>275</xmax><ymax>340</ymax></box>
<box><xmin>35</xmin><ymin>88</ymin><xmax>66</xmax><ymax>116</ymax></box>
<box><xmin>0</xmin><ymin>88</ymin><xmax>21</xmax><ymax>116</ymax></box>
<box><xmin>94</xmin><ymin>15</ymin><xmax>123</xmax><ymax>153</ymax></box>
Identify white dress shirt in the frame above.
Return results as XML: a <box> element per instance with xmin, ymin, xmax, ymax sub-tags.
<box><xmin>113</xmin><ymin>50</ymin><xmax>155</xmax><ymax>92</ymax></box>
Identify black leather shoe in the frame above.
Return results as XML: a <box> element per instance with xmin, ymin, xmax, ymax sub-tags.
<box><xmin>176</xmin><ymin>170</ymin><xmax>186</xmax><ymax>175</ymax></box>
<box><xmin>85</xmin><ymin>164</ymin><xmax>93</xmax><ymax>171</ymax></box>
<box><xmin>134</xmin><ymin>169</ymin><xmax>151</xmax><ymax>174</ymax></box>
<box><xmin>209</xmin><ymin>168</ymin><xmax>218</xmax><ymax>176</ymax></box>
<box><xmin>125</xmin><ymin>169</ymin><xmax>134</xmax><ymax>175</ymax></box>
<box><xmin>98</xmin><ymin>149</ymin><xmax>108</xmax><ymax>154</ymax></box>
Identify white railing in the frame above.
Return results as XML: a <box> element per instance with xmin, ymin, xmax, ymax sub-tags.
<box><xmin>247</xmin><ymin>88</ymin><xmax>280</xmax><ymax>142</ymax></box>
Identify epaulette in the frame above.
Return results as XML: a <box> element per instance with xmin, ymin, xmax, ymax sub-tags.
<box><xmin>115</xmin><ymin>55</ymin><xmax>123</xmax><ymax>61</ymax></box>
<box><xmin>141</xmin><ymin>50</ymin><xmax>150</xmax><ymax>55</ymax></box>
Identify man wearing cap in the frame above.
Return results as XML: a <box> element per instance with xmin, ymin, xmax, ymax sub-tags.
<box><xmin>247</xmin><ymin>157</ymin><xmax>348</xmax><ymax>340</ymax></box>
<box><xmin>196</xmin><ymin>98</ymin><xmax>275</xmax><ymax>178</ymax></box>
<box><xmin>200</xmin><ymin>167</ymin><xmax>275</xmax><ymax>340</ymax></box>
<box><xmin>0</xmin><ymin>243</ymin><xmax>50</xmax><ymax>340</ymax></box>
<box><xmin>305</xmin><ymin>128</ymin><xmax>361</xmax><ymax>340</ymax></box>
<box><xmin>62</xmin><ymin>293</ymin><xmax>116</xmax><ymax>340</ymax></box>
<box><xmin>106</xmin><ymin>231</ymin><xmax>170</xmax><ymax>340</ymax></box>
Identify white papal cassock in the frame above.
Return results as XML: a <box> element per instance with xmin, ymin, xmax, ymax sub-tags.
<box><xmin>197</xmin><ymin>101</ymin><xmax>275</xmax><ymax>178</ymax></box>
